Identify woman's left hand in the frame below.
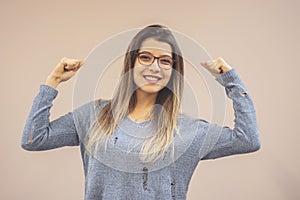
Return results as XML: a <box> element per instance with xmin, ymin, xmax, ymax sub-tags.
<box><xmin>200</xmin><ymin>57</ymin><xmax>232</xmax><ymax>77</ymax></box>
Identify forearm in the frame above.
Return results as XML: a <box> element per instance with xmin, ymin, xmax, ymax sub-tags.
<box><xmin>216</xmin><ymin>69</ymin><xmax>261</xmax><ymax>151</ymax></box>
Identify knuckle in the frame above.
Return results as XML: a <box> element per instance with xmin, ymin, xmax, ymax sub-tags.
<box><xmin>218</xmin><ymin>57</ymin><xmax>225</xmax><ymax>63</ymax></box>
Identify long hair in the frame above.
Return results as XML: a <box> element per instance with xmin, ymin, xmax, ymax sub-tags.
<box><xmin>86</xmin><ymin>24</ymin><xmax>184</xmax><ymax>163</ymax></box>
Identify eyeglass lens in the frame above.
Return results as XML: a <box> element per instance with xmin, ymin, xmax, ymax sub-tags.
<box><xmin>138</xmin><ymin>52</ymin><xmax>173</xmax><ymax>69</ymax></box>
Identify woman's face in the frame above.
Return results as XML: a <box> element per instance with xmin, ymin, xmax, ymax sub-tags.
<box><xmin>133</xmin><ymin>37</ymin><xmax>173</xmax><ymax>95</ymax></box>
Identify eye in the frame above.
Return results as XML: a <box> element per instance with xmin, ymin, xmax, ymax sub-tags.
<box><xmin>139</xmin><ymin>54</ymin><xmax>152</xmax><ymax>61</ymax></box>
<box><xmin>160</xmin><ymin>58</ymin><xmax>172</xmax><ymax>65</ymax></box>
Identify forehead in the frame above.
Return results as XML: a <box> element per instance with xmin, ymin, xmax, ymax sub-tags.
<box><xmin>139</xmin><ymin>38</ymin><xmax>172</xmax><ymax>57</ymax></box>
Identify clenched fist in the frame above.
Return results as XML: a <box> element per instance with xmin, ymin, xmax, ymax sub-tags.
<box><xmin>200</xmin><ymin>57</ymin><xmax>232</xmax><ymax>77</ymax></box>
<box><xmin>45</xmin><ymin>57</ymin><xmax>84</xmax><ymax>89</ymax></box>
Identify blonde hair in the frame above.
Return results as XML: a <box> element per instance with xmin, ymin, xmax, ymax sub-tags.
<box><xmin>86</xmin><ymin>24</ymin><xmax>184</xmax><ymax>163</ymax></box>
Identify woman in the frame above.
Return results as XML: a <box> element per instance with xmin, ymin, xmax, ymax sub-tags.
<box><xmin>21</xmin><ymin>24</ymin><xmax>261</xmax><ymax>200</ymax></box>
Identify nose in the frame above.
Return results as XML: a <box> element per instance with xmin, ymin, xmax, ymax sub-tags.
<box><xmin>148</xmin><ymin>58</ymin><xmax>161</xmax><ymax>72</ymax></box>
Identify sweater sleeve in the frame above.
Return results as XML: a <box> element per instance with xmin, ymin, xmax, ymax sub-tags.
<box><xmin>199</xmin><ymin>69</ymin><xmax>261</xmax><ymax>160</ymax></box>
<box><xmin>21</xmin><ymin>84</ymin><xmax>79</xmax><ymax>151</ymax></box>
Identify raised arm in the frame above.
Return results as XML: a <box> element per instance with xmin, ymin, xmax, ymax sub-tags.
<box><xmin>197</xmin><ymin>58</ymin><xmax>261</xmax><ymax>160</ymax></box>
<box><xmin>21</xmin><ymin>57</ymin><xmax>84</xmax><ymax>151</ymax></box>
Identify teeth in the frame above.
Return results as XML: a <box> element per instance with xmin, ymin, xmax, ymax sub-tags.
<box><xmin>144</xmin><ymin>76</ymin><xmax>160</xmax><ymax>81</ymax></box>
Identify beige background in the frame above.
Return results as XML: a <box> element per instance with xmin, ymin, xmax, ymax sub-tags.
<box><xmin>1</xmin><ymin>0</ymin><xmax>299</xmax><ymax>199</ymax></box>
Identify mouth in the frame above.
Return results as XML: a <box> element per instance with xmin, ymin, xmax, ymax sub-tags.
<box><xmin>143</xmin><ymin>75</ymin><xmax>162</xmax><ymax>83</ymax></box>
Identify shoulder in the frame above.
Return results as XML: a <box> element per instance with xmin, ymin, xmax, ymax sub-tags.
<box><xmin>71</xmin><ymin>99</ymin><xmax>112</xmax><ymax>138</ymax></box>
<box><xmin>72</xmin><ymin>99</ymin><xmax>111</xmax><ymax>119</ymax></box>
<box><xmin>177</xmin><ymin>113</ymin><xmax>209</xmax><ymax>132</ymax></box>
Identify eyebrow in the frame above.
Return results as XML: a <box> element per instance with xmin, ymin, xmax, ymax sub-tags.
<box><xmin>139</xmin><ymin>50</ymin><xmax>172</xmax><ymax>57</ymax></box>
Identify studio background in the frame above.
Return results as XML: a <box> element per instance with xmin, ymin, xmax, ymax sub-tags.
<box><xmin>1</xmin><ymin>0</ymin><xmax>299</xmax><ymax>199</ymax></box>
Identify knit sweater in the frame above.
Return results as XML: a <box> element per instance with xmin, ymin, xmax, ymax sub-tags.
<box><xmin>21</xmin><ymin>69</ymin><xmax>261</xmax><ymax>200</ymax></box>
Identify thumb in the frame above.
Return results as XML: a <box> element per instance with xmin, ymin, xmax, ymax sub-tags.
<box><xmin>200</xmin><ymin>61</ymin><xmax>213</xmax><ymax>69</ymax></box>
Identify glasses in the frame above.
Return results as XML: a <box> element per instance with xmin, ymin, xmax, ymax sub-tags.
<box><xmin>136</xmin><ymin>51</ymin><xmax>174</xmax><ymax>70</ymax></box>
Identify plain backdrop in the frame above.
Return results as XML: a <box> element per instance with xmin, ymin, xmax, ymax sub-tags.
<box><xmin>1</xmin><ymin>0</ymin><xmax>299</xmax><ymax>199</ymax></box>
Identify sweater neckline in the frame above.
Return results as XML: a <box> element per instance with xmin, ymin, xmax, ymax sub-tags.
<box><xmin>124</xmin><ymin>115</ymin><xmax>153</xmax><ymax>128</ymax></box>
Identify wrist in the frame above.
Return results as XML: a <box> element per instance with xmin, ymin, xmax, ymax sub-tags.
<box><xmin>45</xmin><ymin>75</ymin><xmax>60</xmax><ymax>89</ymax></box>
<box><xmin>220</xmin><ymin>65</ymin><xmax>232</xmax><ymax>74</ymax></box>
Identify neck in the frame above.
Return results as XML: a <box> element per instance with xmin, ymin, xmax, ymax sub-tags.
<box><xmin>136</xmin><ymin>89</ymin><xmax>157</xmax><ymax>109</ymax></box>
<box><xmin>129</xmin><ymin>89</ymin><xmax>158</xmax><ymax>121</ymax></box>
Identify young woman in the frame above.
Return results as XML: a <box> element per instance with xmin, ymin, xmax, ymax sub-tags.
<box><xmin>21</xmin><ymin>24</ymin><xmax>261</xmax><ymax>200</ymax></box>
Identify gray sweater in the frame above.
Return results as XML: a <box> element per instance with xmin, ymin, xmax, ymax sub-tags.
<box><xmin>21</xmin><ymin>69</ymin><xmax>261</xmax><ymax>200</ymax></box>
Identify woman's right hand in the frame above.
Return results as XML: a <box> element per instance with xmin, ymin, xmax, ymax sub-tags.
<box><xmin>45</xmin><ymin>57</ymin><xmax>84</xmax><ymax>89</ymax></box>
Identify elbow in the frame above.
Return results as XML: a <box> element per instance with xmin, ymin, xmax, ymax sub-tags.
<box><xmin>21</xmin><ymin>143</ymin><xmax>31</xmax><ymax>151</ymax></box>
<box><xmin>21</xmin><ymin>133</ymin><xmax>36</xmax><ymax>151</ymax></box>
<box><xmin>237</xmin><ymin>128</ymin><xmax>261</xmax><ymax>153</ymax></box>
<box><xmin>21</xmin><ymin>142</ymin><xmax>37</xmax><ymax>151</ymax></box>
<box><xmin>250</xmin><ymin>141</ymin><xmax>261</xmax><ymax>152</ymax></box>
<box><xmin>21</xmin><ymin>128</ymin><xmax>45</xmax><ymax>151</ymax></box>
<box><xmin>21</xmin><ymin>124</ymin><xmax>38</xmax><ymax>151</ymax></box>
<box><xmin>252</xmin><ymin>129</ymin><xmax>261</xmax><ymax>152</ymax></box>
<box><xmin>247</xmin><ymin>136</ymin><xmax>261</xmax><ymax>153</ymax></box>
<box><xmin>236</xmin><ymin>132</ymin><xmax>261</xmax><ymax>154</ymax></box>
<box><xmin>21</xmin><ymin>137</ymin><xmax>42</xmax><ymax>151</ymax></box>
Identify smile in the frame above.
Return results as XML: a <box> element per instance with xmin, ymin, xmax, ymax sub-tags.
<box><xmin>143</xmin><ymin>75</ymin><xmax>162</xmax><ymax>83</ymax></box>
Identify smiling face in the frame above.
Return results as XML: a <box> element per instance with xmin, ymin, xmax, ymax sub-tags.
<box><xmin>133</xmin><ymin>37</ymin><xmax>173</xmax><ymax>96</ymax></box>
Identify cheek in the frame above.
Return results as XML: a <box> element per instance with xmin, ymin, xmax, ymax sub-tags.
<box><xmin>133</xmin><ymin>66</ymin><xmax>143</xmax><ymax>84</ymax></box>
<box><xmin>164</xmin><ymin>71</ymin><xmax>172</xmax><ymax>84</ymax></box>
<box><xmin>133</xmin><ymin>59</ymin><xmax>139</xmax><ymax>82</ymax></box>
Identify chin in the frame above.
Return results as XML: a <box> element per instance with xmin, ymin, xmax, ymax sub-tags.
<box><xmin>137</xmin><ymin>85</ymin><xmax>164</xmax><ymax>95</ymax></box>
